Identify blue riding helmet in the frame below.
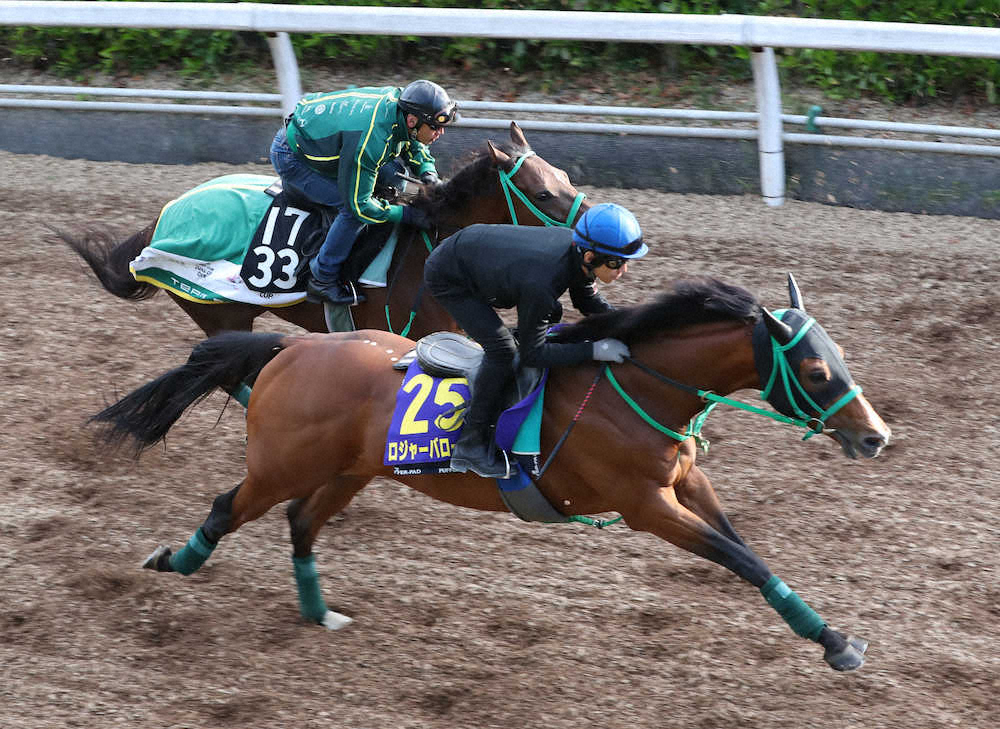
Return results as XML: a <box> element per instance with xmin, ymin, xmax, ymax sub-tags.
<box><xmin>572</xmin><ymin>203</ymin><xmax>647</xmax><ymax>258</ymax></box>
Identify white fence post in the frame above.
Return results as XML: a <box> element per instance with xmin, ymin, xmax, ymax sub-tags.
<box><xmin>751</xmin><ymin>46</ymin><xmax>785</xmax><ymax>207</ymax></box>
<box><xmin>266</xmin><ymin>31</ymin><xmax>301</xmax><ymax>115</ymax></box>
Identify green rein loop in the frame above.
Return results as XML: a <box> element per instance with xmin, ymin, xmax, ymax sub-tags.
<box><xmin>384</xmin><ymin>231</ymin><xmax>435</xmax><ymax>338</ymax></box>
<box><xmin>498</xmin><ymin>152</ymin><xmax>586</xmax><ymax>228</ymax></box>
<box><xmin>605</xmin><ymin>367</ymin><xmax>716</xmax><ymax>452</ymax></box>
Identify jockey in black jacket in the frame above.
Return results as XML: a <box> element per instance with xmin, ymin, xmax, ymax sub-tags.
<box><xmin>424</xmin><ymin>203</ymin><xmax>648</xmax><ymax>477</ymax></box>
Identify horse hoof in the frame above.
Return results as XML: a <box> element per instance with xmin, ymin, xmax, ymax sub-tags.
<box><xmin>848</xmin><ymin>635</ymin><xmax>870</xmax><ymax>655</ymax></box>
<box><xmin>824</xmin><ymin>633</ymin><xmax>868</xmax><ymax>671</ymax></box>
<box><xmin>141</xmin><ymin>545</ymin><xmax>172</xmax><ymax>571</ymax></box>
<box><xmin>320</xmin><ymin>610</ymin><xmax>353</xmax><ymax>631</ymax></box>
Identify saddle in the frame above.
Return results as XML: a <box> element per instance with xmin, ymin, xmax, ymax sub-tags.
<box><xmin>394</xmin><ymin>331</ymin><xmax>544</xmax><ymax>414</ymax></box>
<box><xmin>262</xmin><ymin>174</ymin><xmax>410</xmax><ymax>289</ymax></box>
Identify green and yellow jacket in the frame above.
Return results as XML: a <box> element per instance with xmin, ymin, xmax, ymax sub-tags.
<box><xmin>285</xmin><ymin>86</ymin><xmax>437</xmax><ymax>224</ymax></box>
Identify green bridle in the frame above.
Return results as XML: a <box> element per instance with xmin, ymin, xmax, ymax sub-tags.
<box><xmin>757</xmin><ymin>310</ymin><xmax>862</xmax><ymax>441</ymax></box>
<box><xmin>498</xmin><ymin>152</ymin><xmax>587</xmax><ymax>227</ymax></box>
<box><xmin>606</xmin><ymin>313</ymin><xmax>862</xmax><ymax>449</ymax></box>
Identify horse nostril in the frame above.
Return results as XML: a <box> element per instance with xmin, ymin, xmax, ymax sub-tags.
<box><xmin>863</xmin><ymin>435</ymin><xmax>886</xmax><ymax>453</ymax></box>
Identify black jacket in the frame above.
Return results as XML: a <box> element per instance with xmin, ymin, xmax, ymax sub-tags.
<box><xmin>425</xmin><ymin>224</ymin><xmax>612</xmax><ymax>368</ymax></box>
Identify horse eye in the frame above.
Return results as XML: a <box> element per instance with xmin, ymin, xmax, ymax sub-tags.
<box><xmin>535</xmin><ymin>191</ymin><xmax>553</xmax><ymax>201</ymax></box>
<box><xmin>808</xmin><ymin>369</ymin><xmax>829</xmax><ymax>385</ymax></box>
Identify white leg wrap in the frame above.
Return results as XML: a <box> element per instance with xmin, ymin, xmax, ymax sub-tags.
<box><xmin>321</xmin><ymin>610</ymin><xmax>353</xmax><ymax>630</ymax></box>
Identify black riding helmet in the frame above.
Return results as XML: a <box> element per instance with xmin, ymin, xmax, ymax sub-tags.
<box><xmin>398</xmin><ymin>80</ymin><xmax>458</xmax><ymax>129</ymax></box>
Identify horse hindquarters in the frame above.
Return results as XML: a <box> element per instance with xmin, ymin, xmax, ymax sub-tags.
<box><xmin>243</xmin><ymin>332</ymin><xmax>509</xmax><ymax>510</ymax></box>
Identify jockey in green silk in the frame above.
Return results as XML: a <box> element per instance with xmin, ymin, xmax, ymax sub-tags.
<box><xmin>270</xmin><ymin>80</ymin><xmax>457</xmax><ymax>306</ymax></box>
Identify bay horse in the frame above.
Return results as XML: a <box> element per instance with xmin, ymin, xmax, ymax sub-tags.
<box><xmin>92</xmin><ymin>275</ymin><xmax>891</xmax><ymax>672</ymax></box>
<box><xmin>59</xmin><ymin>122</ymin><xmax>587</xmax><ymax>339</ymax></box>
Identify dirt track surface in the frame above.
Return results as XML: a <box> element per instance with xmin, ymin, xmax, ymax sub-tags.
<box><xmin>1</xmin><ymin>146</ymin><xmax>998</xmax><ymax>729</ymax></box>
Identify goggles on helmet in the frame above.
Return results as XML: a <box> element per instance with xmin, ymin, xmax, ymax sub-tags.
<box><xmin>422</xmin><ymin>103</ymin><xmax>458</xmax><ymax>130</ymax></box>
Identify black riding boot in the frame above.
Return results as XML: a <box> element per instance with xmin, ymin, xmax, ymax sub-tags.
<box><xmin>450</xmin><ymin>419</ymin><xmax>508</xmax><ymax>478</ymax></box>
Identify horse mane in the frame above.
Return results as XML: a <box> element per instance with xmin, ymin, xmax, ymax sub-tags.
<box><xmin>413</xmin><ymin>138</ymin><xmax>531</xmax><ymax>219</ymax></box>
<box><xmin>550</xmin><ymin>277</ymin><xmax>762</xmax><ymax>345</ymax></box>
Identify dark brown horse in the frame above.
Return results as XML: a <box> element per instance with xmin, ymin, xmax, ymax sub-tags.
<box><xmin>93</xmin><ymin>276</ymin><xmax>891</xmax><ymax>671</ymax></box>
<box><xmin>59</xmin><ymin>122</ymin><xmax>587</xmax><ymax>339</ymax></box>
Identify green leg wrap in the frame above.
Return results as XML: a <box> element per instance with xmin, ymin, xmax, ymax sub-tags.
<box><xmin>168</xmin><ymin>528</ymin><xmax>217</xmax><ymax>576</ymax></box>
<box><xmin>233</xmin><ymin>383</ymin><xmax>252</xmax><ymax>408</ymax></box>
<box><xmin>293</xmin><ymin>554</ymin><xmax>329</xmax><ymax>623</ymax></box>
<box><xmin>760</xmin><ymin>575</ymin><xmax>826</xmax><ymax>641</ymax></box>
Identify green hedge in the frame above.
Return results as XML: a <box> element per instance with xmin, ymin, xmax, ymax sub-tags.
<box><xmin>1</xmin><ymin>0</ymin><xmax>997</xmax><ymax>103</ymax></box>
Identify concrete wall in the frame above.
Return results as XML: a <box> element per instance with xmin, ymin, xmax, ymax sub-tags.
<box><xmin>3</xmin><ymin>108</ymin><xmax>998</xmax><ymax>219</ymax></box>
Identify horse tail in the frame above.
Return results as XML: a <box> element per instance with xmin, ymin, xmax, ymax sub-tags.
<box><xmin>54</xmin><ymin>222</ymin><xmax>159</xmax><ymax>301</ymax></box>
<box><xmin>92</xmin><ymin>331</ymin><xmax>289</xmax><ymax>454</ymax></box>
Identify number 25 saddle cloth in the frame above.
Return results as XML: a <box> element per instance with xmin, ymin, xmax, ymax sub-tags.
<box><xmin>384</xmin><ymin>332</ymin><xmax>547</xmax><ymax>477</ymax></box>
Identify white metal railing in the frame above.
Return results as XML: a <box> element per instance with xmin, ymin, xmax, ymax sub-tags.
<box><xmin>4</xmin><ymin>85</ymin><xmax>998</xmax><ymax>143</ymax></box>
<box><xmin>5</xmin><ymin>85</ymin><xmax>998</xmax><ymax>144</ymax></box>
<box><xmin>4</xmin><ymin>3</ymin><xmax>999</xmax><ymax>57</ymax></box>
<box><xmin>3</xmin><ymin>2</ymin><xmax>999</xmax><ymax>205</ymax></box>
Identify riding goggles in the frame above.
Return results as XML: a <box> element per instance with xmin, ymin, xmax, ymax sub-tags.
<box><xmin>422</xmin><ymin>104</ymin><xmax>458</xmax><ymax>130</ymax></box>
<box><xmin>601</xmin><ymin>256</ymin><xmax>628</xmax><ymax>270</ymax></box>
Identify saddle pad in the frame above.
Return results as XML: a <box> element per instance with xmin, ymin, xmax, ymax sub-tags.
<box><xmin>357</xmin><ymin>224</ymin><xmax>400</xmax><ymax>288</ymax></box>
<box><xmin>384</xmin><ymin>357</ymin><xmax>547</xmax><ymax>473</ymax></box>
<box><xmin>131</xmin><ymin>174</ymin><xmax>320</xmax><ymax>307</ymax></box>
<box><xmin>384</xmin><ymin>359</ymin><xmax>470</xmax><ymax>475</ymax></box>
<box><xmin>495</xmin><ymin>371</ymin><xmax>547</xmax><ymax>455</ymax></box>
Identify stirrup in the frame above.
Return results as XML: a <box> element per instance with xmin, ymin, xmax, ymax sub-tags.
<box><xmin>308</xmin><ymin>278</ymin><xmax>365</xmax><ymax>306</ymax></box>
<box><xmin>451</xmin><ymin>447</ymin><xmax>510</xmax><ymax>479</ymax></box>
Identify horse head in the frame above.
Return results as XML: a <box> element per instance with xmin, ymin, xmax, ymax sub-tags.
<box><xmin>486</xmin><ymin>122</ymin><xmax>589</xmax><ymax>227</ymax></box>
<box><xmin>754</xmin><ymin>273</ymin><xmax>891</xmax><ymax>459</ymax></box>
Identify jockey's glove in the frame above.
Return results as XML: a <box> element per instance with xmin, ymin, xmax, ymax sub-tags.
<box><xmin>592</xmin><ymin>338</ymin><xmax>630</xmax><ymax>363</ymax></box>
<box><xmin>420</xmin><ymin>171</ymin><xmax>442</xmax><ymax>187</ymax></box>
<box><xmin>401</xmin><ymin>205</ymin><xmax>433</xmax><ymax>230</ymax></box>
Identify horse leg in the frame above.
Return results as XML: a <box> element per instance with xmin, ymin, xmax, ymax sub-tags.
<box><xmin>285</xmin><ymin>476</ymin><xmax>370</xmax><ymax>629</ymax></box>
<box><xmin>674</xmin><ymin>466</ymin><xmax>868</xmax><ymax>669</ymax></box>
<box><xmin>143</xmin><ymin>470</ymin><xmax>298</xmax><ymax>575</ymax></box>
<box><xmin>674</xmin><ymin>462</ymin><xmax>748</xmax><ymax>548</ymax></box>
<box><xmin>624</xmin><ymin>482</ymin><xmax>868</xmax><ymax>671</ymax></box>
<box><xmin>142</xmin><ymin>483</ymin><xmax>242</xmax><ymax>574</ymax></box>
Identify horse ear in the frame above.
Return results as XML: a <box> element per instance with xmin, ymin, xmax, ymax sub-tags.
<box><xmin>509</xmin><ymin>121</ymin><xmax>529</xmax><ymax>149</ymax></box>
<box><xmin>763</xmin><ymin>308</ymin><xmax>795</xmax><ymax>345</ymax></box>
<box><xmin>487</xmin><ymin>140</ymin><xmax>512</xmax><ymax>169</ymax></box>
<box><xmin>787</xmin><ymin>272</ymin><xmax>805</xmax><ymax>311</ymax></box>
